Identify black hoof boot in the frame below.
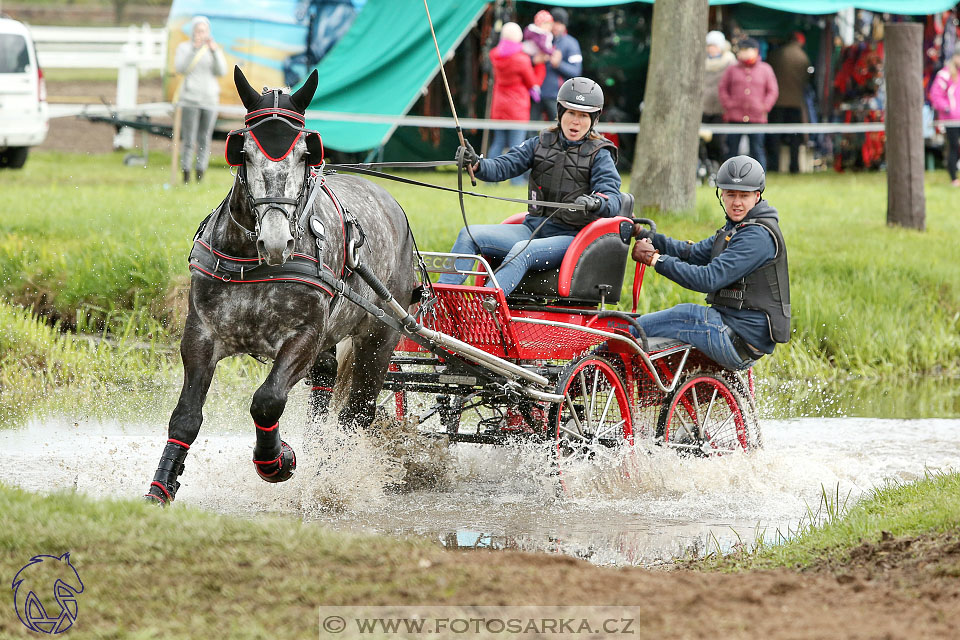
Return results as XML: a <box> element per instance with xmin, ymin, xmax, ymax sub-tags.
<box><xmin>196</xmin><ymin>169</ymin><xmax>204</xmax><ymax>183</ymax></box>
<box><xmin>182</xmin><ymin>170</ymin><xmax>190</xmax><ymax>185</ymax></box>
<box><xmin>253</xmin><ymin>440</ymin><xmax>297</xmax><ymax>483</ymax></box>
<box><xmin>144</xmin><ymin>439</ymin><xmax>189</xmax><ymax>506</ymax></box>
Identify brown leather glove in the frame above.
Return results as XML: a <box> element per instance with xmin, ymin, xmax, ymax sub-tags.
<box><xmin>632</xmin><ymin>223</ymin><xmax>655</xmax><ymax>240</ymax></box>
<box><xmin>631</xmin><ymin>238</ymin><xmax>658</xmax><ymax>265</ymax></box>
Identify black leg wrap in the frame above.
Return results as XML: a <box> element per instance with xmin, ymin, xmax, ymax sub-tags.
<box><xmin>308</xmin><ymin>350</ymin><xmax>337</xmax><ymax>419</ymax></box>
<box><xmin>253</xmin><ymin>439</ymin><xmax>296</xmax><ymax>483</ymax></box>
<box><xmin>144</xmin><ymin>441</ymin><xmax>189</xmax><ymax>506</ymax></box>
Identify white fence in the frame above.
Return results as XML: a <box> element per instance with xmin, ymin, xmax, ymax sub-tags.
<box><xmin>31</xmin><ymin>24</ymin><xmax>167</xmax><ymax>70</ymax></box>
<box><xmin>31</xmin><ymin>25</ymin><xmax>168</xmax><ymax>148</ymax></box>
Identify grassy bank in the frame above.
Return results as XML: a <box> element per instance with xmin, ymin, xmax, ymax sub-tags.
<box><xmin>1</xmin><ymin>151</ymin><xmax>958</xmax><ymax>382</ymax></box>
<box><xmin>699</xmin><ymin>470</ymin><xmax>960</xmax><ymax>571</ymax></box>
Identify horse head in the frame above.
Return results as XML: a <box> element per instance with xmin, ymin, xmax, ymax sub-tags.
<box><xmin>226</xmin><ymin>66</ymin><xmax>322</xmax><ymax>265</ymax></box>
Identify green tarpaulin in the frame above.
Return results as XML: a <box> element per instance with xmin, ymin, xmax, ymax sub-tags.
<box><xmin>306</xmin><ymin>0</ymin><xmax>487</xmax><ymax>153</ymax></box>
<box><xmin>308</xmin><ymin>0</ymin><xmax>955</xmax><ymax>152</ymax></box>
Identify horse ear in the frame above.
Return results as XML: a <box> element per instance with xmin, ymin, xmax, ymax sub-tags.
<box><xmin>234</xmin><ymin>66</ymin><xmax>261</xmax><ymax>111</ymax></box>
<box><xmin>290</xmin><ymin>69</ymin><xmax>319</xmax><ymax>113</ymax></box>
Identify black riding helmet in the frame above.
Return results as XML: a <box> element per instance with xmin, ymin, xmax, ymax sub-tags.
<box><xmin>556</xmin><ymin>76</ymin><xmax>604</xmax><ymax>131</ymax></box>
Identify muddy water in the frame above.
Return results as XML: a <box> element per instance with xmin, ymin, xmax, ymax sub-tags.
<box><xmin>2</xmin><ymin>380</ymin><xmax>958</xmax><ymax>567</ymax></box>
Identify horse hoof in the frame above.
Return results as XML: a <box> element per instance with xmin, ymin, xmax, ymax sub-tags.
<box><xmin>253</xmin><ymin>440</ymin><xmax>297</xmax><ymax>483</ymax></box>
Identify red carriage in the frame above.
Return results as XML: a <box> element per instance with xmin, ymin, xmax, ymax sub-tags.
<box><xmin>382</xmin><ymin>195</ymin><xmax>761</xmax><ymax>479</ymax></box>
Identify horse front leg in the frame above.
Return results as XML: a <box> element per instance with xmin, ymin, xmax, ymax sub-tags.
<box><xmin>145</xmin><ymin>316</ymin><xmax>220</xmax><ymax>506</ymax></box>
<box><xmin>250</xmin><ymin>329</ymin><xmax>320</xmax><ymax>483</ymax></box>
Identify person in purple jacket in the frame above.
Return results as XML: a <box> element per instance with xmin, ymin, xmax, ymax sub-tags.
<box><xmin>718</xmin><ymin>38</ymin><xmax>779</xmax><ymax>171</ymax></box>
<box><xmin>630</xmin><ymin>156</ymin><xmax>791</xmax><ymax>371</ymax></box>
<box><xmin>929</xmin><ymin>52</ymin><xmax>960</xmax><ymax>186</ymax></box>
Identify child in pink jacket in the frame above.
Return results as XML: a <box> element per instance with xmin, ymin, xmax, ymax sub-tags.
<box><xmin>929</xmin><ymin>52</ymin><xmax>960</xmax><ymax>186</ymax></box>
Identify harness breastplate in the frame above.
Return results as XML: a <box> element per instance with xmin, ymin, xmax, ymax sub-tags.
<box><xmin>705</xmin><ymin>217</ymin><xmax>792</xmax><ymax>343</ymax></box>
<box><xmin>528</xmin><ymin>130</ymin><xmax>617</xmax><ymax>228</ymax></box>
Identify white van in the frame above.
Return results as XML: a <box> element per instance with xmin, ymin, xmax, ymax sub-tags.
<box><xmin>0</xmin><ymin>16</ymin><xmax>48</xmax><ymax>169</ymax></box>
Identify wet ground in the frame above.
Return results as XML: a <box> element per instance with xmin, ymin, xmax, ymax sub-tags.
<box><xmin>2</xmin><ymin>381</ymin><xmax>958</xmax><ymax>567</ymax></box>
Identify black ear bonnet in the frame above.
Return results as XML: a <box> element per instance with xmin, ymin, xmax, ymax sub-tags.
<box><xmin>225</xmin><ymin>67</ymin><xmax>323</xmax><ymax>167</ymax></box>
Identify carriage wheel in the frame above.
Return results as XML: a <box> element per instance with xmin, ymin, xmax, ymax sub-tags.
<box><xmin>550</xmin><ymin>355</ymin><xmax>633</xmax><ymax>476</ymax></box>
<box><xmin>657</xmin><ymin>371</ymin><xmax>759</xmax><ymax>455</ymax></box>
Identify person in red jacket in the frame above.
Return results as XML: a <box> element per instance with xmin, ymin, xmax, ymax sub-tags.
<box><xmin>488</xmin><ymin>22</ymin><xmax>537</xmax><ymax>185</ymax></box>
<box><xmin>718</xmin><ymin>38</ymin><xmax>779</xmax><ymax>170</ymax></box>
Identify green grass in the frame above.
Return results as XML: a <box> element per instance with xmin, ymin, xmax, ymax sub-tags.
<box><xmin>1</xmin><ymin>152</ymin><xmax>959</xmax><ymax>383</ymax></box>
<box><xmin>0</xmin><ymin>483</ymin><xmax>458</xmax><ymax>639</ymax></box>
<box><xmin>698</xmin><ymin>470</ymin><xmax>960</xmax><ymax>572</ymax></box>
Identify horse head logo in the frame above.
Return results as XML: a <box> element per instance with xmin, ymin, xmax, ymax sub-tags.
<box><xmin>11</xmin><ymin>553</ymin><xmax>84</xmax><ymax>634</ymax></box>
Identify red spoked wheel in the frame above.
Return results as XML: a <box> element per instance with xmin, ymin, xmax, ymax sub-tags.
<box><xmin>657</xmin><ymin>371</ymin><xmax>759</xmax><ymax>455</ymax></box>
<box><xmin>550</xmin><ymin>355</ymin><xmax>633</xmax><ymax>477</ymax></box>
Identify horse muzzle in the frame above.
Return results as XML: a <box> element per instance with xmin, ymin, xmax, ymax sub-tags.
<box><xmin>256</xmin><ymin>207</ymin><xmax>295</xmax><ymax>265</ymax></box>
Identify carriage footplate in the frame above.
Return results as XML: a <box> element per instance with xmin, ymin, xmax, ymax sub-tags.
<box><xmin>144</xmin><ymin>439</ymin><xmax>190</xmax><ymax>506</ymax></box>
<box><xmin>252</xmin><ymin>426</ymin><xmax>297</xmax><ymax>483</ymax></box>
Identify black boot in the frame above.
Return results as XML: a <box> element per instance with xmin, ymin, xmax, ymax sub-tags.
<box><xmin>182</xmin><ymin>170</ymin><xmax>190</xmax><ymax>185</ymax></box>
<box><xmin>144</xmin><ymin>440</ymin><xmax>189</xmax><ymax>505</ymax></box>
<box><xmin>196</xmin><ymin>169</ymin><xmax>204</xmax><ymax>183</ymax></box>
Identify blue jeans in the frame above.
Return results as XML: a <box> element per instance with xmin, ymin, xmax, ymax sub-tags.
<box><xmin>180</xmin><ymin>105</ymin><xmax>218</xmax><ymax>172</ymax></box>
<box><xmin>631</xmin><ymin>303</ymin><xmax>755</xmax><ymax>371</ymax></box>
<box><xmin>724</xmin><ymin>132</ymin><xmax>767</xmax><ymax>171</ymax></box>
<box><xmin>436</xmin><ymin>223</ymin><xmax>574</xmax><ymax>295</ymax></box>
<box><xmin>488</xmin><ymin>128</ymin><xmax>527</xmax><ymax>185</ymax></box>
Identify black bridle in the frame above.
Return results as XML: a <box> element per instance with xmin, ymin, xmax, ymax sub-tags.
<box><xmin>228</xmin><ymin>156</ymin><xmax>313</xmax><ymax>244</ymax></box>
<box><xmin>225</xmin><ymin>94</ymin><xmax>323</xmax><ymax>244</ymax></box>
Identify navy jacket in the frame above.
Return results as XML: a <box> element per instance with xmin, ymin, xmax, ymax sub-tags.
<box><xmin>650</xmin><ymin>200</ymin><xmax>779</xmax><ymax>354</ymax></box>
<box><xmin>474</xmin><ymin>132</ymin><xmax>622</xmax><ymax>221</ymax></box>
<box><xmin>542</xmin><ymin>33</ymin><xmax>583</xmax><ymax>100</ymax></box>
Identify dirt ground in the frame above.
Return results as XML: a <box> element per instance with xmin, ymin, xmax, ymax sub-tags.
<box><xmin>30</xmin><ymin>78</ymin><xmax>960</xmax><ymax>639</ymax></box>
<box><xmin>430</xmin><ymin>529</ymin><xmax>960</xmax><ymax>639</ymax></box>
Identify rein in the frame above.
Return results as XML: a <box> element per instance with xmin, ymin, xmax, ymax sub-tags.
<box><xmin>324</xmin><ymin>162</ymin><xmax>587</xmax><ymax>212</ymax></box>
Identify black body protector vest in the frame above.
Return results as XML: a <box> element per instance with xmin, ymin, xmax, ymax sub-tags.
<box><xmin>705</xmin><ymin>216</ymin><xmax>792</xmax><ymax>343</ymax></box>
<box><xmin>528</xmin><ymin>129</ymin><xmax>618</xmax><ymax>228</ymax></box>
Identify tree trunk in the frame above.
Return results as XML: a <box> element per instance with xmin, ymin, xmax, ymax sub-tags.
<box><xmin>630</xmin><ymin>0</ymin><xmax>708</xmax><ymax>213</ymax></box>
<box><xmin>885</xmin><ymin>22</ymin><xmax>926</xmax><ymax>231</ymax></box>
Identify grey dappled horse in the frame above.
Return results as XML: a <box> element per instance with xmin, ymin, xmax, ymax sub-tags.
<box><xmin>145</xmin><ymin>67</ymin><xmax>417</xmax><ymax>505</ymax></box>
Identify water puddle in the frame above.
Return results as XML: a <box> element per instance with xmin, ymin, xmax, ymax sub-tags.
<box><xmin>4</xmin><ymin>377</ymin><xmax>960</xmax><ymax>567</ymax></box>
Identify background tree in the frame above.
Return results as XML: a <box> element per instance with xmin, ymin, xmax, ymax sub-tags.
<box><xmin>885</xmin><ymin>22</ymin><xmax>926</xmax><ymax>231</ymax></box>
<box><xmin>630</xmin><ymin>0</ymin><xmax>708</xmax><ymax>213</ymax></box>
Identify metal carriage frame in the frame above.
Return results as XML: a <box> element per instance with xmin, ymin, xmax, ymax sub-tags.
<box><xmin>380</xmin><ymin>245</ymin><xmax>761</xmax><ymax>472</ymax></box>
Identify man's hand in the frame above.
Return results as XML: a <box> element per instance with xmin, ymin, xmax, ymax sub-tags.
<box><xmin>631</xmin><ymin>238</ymin><xmax>659</xmax><ymax>266</ymax></box>
<box><xmin>632</xmin><ymin>223</ymin><xmax>655</xmax><ymax>241</ymax></box>
<box><xmin>455</xmin><ymin>140</ymin><xmax>479</xmax><ymax>169</ymax></box>
<box><xmin>573</xmin><ymin>194</ymin><xmax>603</xmax><ymax>213</ymax></box>
<box><xmin>550</xmin><ymin>49</ymin><xmax>563</xmax><ymax>67</ymax></box>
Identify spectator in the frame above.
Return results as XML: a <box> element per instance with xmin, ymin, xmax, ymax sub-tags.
<box><xmin>522</xmin><ymin>10</ymin><xmax>554</xmax><ymax>92</ymax></box>
<box><xmin>703</xmin><ymin>30</ymin><xmax>736</xmax><ymax>163</ymax></box>
<box><xmin>718</xmin><ymin>37</ymin><xmax>778</xmax><ymax>170</ymax></box>
<box><xmin>488</xmin><ymin>22</ymin><xmax>537</xmax><ymax>185</ymax></box>
<box><xmin>928</xmin><ymin>51</ymin><xmax>960</xmax><ymax>186</ymax></box>
<box><xmin>174</xmin><ymin>16</ymin><xmax>227</xmax><ymax>184</ymax></box>
<box><xmin>533</xmin><ymin>7</ymin><xmax>582</xmax><ymax>124</ymax></box>
<box><xmin>767</xmin><ymin>32</ymin><xmax>812</xmax><ymax>173</ymax></box>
